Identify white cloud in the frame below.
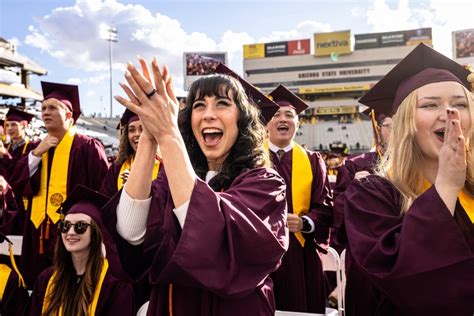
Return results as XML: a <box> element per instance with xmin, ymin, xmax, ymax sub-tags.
<box><xmin>258</xmin><ymin>21</ymin><xmax>331</xmax><ymax>44</ymax></box>
<box><xmin>362</xmin><ymin>0</ymin><xmax>474</xmax><ymax>58</ymax></box>
<box><xmin>86</xmin><ymin>90</ymin><xmax>96</xmax><ymax>97</ymax></box>
<box><xmin>67</xmin><ymin>74</ymin><xmax>109</xmax><ymax>85</ymax></box>
<box><xmin>24</xmin><ymin>0</ymin><xmax>335</xmax><ymax>79</ymax></box>
<box><xmin>7</xmin><ymin>37</ymin><xmax>21</xmax><ymax>47</ymax></box>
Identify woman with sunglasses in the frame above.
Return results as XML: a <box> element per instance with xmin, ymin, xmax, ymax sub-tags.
<box><xmin>103</xmin><ymin>58</ymin><xmax>288</xmax><ymax>315</ymax></box>
<box><xmin>342</xmin><ymin>43</ymin><xmax>474</xmax><ymax>315</ymax></box>
<box><xmin>30</xmin><ymin>185</ymin><xmax>134</xmax><ymax>316</ymax></box>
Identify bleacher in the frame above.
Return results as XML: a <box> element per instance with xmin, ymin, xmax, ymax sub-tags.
<box><xmin>295</xmin><ymin>120</ymin><xmax>373</xmax><ymax>152</ymax></box>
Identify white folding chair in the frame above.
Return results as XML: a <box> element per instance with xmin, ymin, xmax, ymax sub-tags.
<box><xmin>275</xmin><ymin>307</ymin><xmax>337</xmax><ymax>316</ymax></box>
<box><xmin>320</xmin><ymin>246</ymin><xmax>343</xmax><ymax>315</ymax></box>
<box><xmin>0</xmin><ymin>235</ymin><xmax>23</xmax><ymax>256</ymax></box>
<box><xmin>340</xmin><ymin>249</ymin><xmax>346</xmax><ymax>314</ymax></box>
<box><xmin>136</xmin><ymin>301</ymin><xmax>149</xmax><ymax>316</ymax></box>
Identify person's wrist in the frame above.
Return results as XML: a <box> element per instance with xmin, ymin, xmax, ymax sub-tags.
<box><xmin>301</xmin><ymin>217</ymin><xmax>311</xmax><ymax>233</ymax></box>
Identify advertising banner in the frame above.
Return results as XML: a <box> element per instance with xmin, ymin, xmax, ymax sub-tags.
<box><xmin>314</xmin><ymin>30</ymin><xmax>351</xmax><ymax>57</ymax></box>
<box><xmin>243</xmin><ymin>43</ymin><xmax>265</xmax><ymax>59</ymax></box>
<box><xmin>355</xmin><ymin>28</ymin><xmax>432</xmax><ymax>50</ymax></box>
<box><xmin>265</xmin><ymin>41</ymin><xmax>288</xmax><ymax>57</ymax></box>
<box><xmin>288</xmin><ymin>39</ymin><xmax>311</xmax><ymax>55</ymax></box>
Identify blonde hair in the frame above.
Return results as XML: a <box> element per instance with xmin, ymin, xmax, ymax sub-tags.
<box><xmin>376</xmin><ymin>85</ymin><xmax>474</xmax><ymax>214</ymax></box>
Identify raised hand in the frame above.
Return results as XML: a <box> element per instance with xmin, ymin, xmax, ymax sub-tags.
<box><xmin>115</xmin><ymin>57</ymin><xmax>179</xmax><ymax>145</ymax></box>
<box><xmin>32</xmin><ymin>135</ymin><xmax>59</xmax><ymax>157</ymax></box>
<box><xmin>435</xmin><ymin>108</ymin><xmax>468</xmax><ymax>213</ymax></box>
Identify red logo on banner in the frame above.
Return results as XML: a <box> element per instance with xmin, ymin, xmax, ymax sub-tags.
<box><xmin>288</xmin><ymin>39</ymin><xmax>310</xmax><ymax>55</ymax></box>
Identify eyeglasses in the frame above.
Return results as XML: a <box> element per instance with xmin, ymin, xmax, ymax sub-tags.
<box><xmin>58</xmin><ymin>220</ymin><xmax>91</xmax><ymax>235</ymax></box>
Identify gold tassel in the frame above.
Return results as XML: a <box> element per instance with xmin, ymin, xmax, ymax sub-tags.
<box><xmin>45</xmin><ymin>218</ymin><xmax>50</xmax><ymax>240</ymax></box>
<box><xmin>39</xmin><ymin>224</ymin><xmax>44</xmax><ymax>255</ymax></box>
<box><xmin>169</xmin><ymin>284</ymin><xmax>173</xmax><ymax>316</ymax></box>
<box><xmin>8</xmin><ymin>244</ymin><xmax>26</xmax><ymax>288</ymax></box>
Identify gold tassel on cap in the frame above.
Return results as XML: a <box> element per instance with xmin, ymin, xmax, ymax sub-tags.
<box><xmin>465</xmin><ymin>65</ymin><xmax>474</xmax><ymax>92</ymax></box>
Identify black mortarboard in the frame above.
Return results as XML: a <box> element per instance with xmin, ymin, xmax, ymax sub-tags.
<box><xmin>359</xmin><ymin>43</ymin><xmax>472</xmax><ymax>116</ymax></box>
<box><xmin>6</xmin><ymin>108</ymin><xmax>35</xmax><ymax>123</ymax></box>
<box><xmin>269</xmin><ymin>85</ymin><xmax>309</xmax><ymax>115</ymax></box>
<box><xmin>58</xmin><ymin>185</ymin><xmax>109</xmax><ymax>226</ymax></box>
<box><xmin>119</xmin><ymin>109</ymin><xmax>139</xmax><ymax>128</ymax></box>
<box><xmin>214</xmin><ymin>63</ymin><xmax>279</xmax><ymax>123</ymax></box>
<box><xmin>41</xmin><ymin>81</ymin><xmax>81</xmax><ymax>122</ymax></box>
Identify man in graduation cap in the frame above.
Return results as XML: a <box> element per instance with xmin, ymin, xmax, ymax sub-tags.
<box><xmin>0</xmin><ymin>109</ymin><xmax>38</xmax><ymax>221</ymax></box>
<box><xmin>4</xmin><ymin>108</ymin><xmax>36</xmax><ymax>164</ymax></box>
<box><xmin>267</xmin><ymin>85</ymin><xmax>333</xmax><ymax>313</ymax></box>
<box><xmin>7</xmin><ymin>81</ymin><xmax>109</xmax><ymax>288</ymax></box>
<box><xmin>342</xmin><ymin>43</ymin><xmax>474</xmax><ymax>315</ymax></box>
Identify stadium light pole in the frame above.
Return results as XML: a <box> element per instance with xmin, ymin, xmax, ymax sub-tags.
<box><xmin>104</xmin><ymin>26</ymin><xmax>118</xmax><ymax>118</ymax></box>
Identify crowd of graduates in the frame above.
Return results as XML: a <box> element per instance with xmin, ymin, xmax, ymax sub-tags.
<box><xmin>0</xmin><ymin>43</ymin><xmax>472</xmax><ymax>316</ymax></box>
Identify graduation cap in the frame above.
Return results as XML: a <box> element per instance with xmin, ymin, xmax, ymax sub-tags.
<box><xmin>41</xmin><ymin>81</ymin><xmax>81</xmax><ymax>123</ymax></box>
<box><xmin>5</xmin><ymin>108</ymin><xmax>35</xmax><ymax>123</ymax></box>
<box><xmin>359</xmin><ymin>43</ymin><xmax>472</xmax><ymax>116</ymax></box>
<box><xmin>57</xmin><ymin>184</ymin><xmax>109</xmax><ymax>226</ymax></box>
<box><xmin>214</xmin><ymin>63</ymin><xmax>279</xmax><ymax>123</ymax></box>
<box><xmin>0</xmin><ymin>233</ymin><xmax>26</xmax><ymax>288</ymax></box>
<box><xmin>118</xmin><ymin>109</ymin><xmax>139</xmax><ymax>130</ymax></box>
<box><xmin>269</xmin><ymin>85</ymin><xmax>309</xmax><ymax>115</ymax></box>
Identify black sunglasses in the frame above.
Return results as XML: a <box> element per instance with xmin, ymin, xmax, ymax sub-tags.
<box><xmin>58</xmin><ymin>220</ymin><xmax>91</xmax><ymax>235</ymax></box>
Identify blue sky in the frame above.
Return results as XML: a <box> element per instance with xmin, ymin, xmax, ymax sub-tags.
<box><xmin>1</xmin><ymin>0</ymin><xmax>473</xmax><ymax>116</ymax></box>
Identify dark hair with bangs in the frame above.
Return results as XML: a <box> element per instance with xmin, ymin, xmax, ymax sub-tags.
<box><xmin>178</xmin><ymin>74</ymin><xmax>269</xmax><ymax>191</ymax></box>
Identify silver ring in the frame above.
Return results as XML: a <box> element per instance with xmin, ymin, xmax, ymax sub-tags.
<box><xmin>146</xmin><ymin>89</ymin><xmax>156</xmax><ymax>98</ymax></box>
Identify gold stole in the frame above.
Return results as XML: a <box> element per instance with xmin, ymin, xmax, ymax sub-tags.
<box><xmin>31</xmin><ymin>126</ymin><xmax>76</xmax><ymax>229</ymax></box>
<box><xmin>117</xmin><ymin>157</ymin><xmax>161</xmax><ymax>190</ymax></box>
<box><xmin>0</xmin><ymin>242</ymin><xmax>27</xmax><ymax>301</ymax></box>
<box><xmin>422</xmin><ymin>180</ymin><xmax>474</xmax><ymax>223</ymax></box>
<box><xmin>0</xmin><ymin>265</ymin><xmax>11</xmax><ymax>302</ymax></box>
<box><xmin>291</xmin><ymin>142</ymin><xmax>313</xmax><ymax>247</ymax></box>
<box><xmin>42</xmin><ymin>258</ymin><xmax>109</xmax><ymax>315</ymax></box>
<box><xmin>7</xmin><ymin>137</ymin><xmax>30</xmax><ymax>156</ymax></box>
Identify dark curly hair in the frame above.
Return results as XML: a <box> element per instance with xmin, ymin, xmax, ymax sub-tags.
<box><xmin>115</xmin><ymin>124</ymin><xmax>135</xmax><ymax>166</ymax></box>
<box><xmin>178</xmin><ymin>74</ymin><xmax>269</xmax><ymax>191</ymax></box>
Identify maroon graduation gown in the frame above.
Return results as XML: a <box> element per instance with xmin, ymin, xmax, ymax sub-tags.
<box><xmin>29</xmin><ymin>266</ymin><xmax>135</xmax><ymax>316</ymax></box>
<box><xmin>0</xmin><ymin>152</ymin><xmax>13</xmax><ymax>178</ymax></box>
<box><xmin>6</xmin><ymin>140</ymin><xmax>37</xmax><ymax>169</ymax></box>
<box><xmin>2</xmin><ymin>140</ymin><xmax>39</xmax><ymax>234</ymax></box>
<box><xmin>103</xmin><ymin>167</ymin><xmax>288</xmax><ymax>316</ymax></box>
<box><xmin>269</xmin><ymin>148</ymin><xmax>333</xmax><ymax>313</ymax></box>
<box><xmin>0</xmin><ymin>266</ymin><xmax>29</xmax><ymax>316</ymax></box>
<box><xmin>344</xmin><ymin>174</ymin><xmax>474</xmax><ymax>316</ymax></box>
<box><xmin>100</xmin><ymin>163</ymin><xmax>122</xmax><ymax>197</ymax></box>
<box><xmin>7</xmin><ymin>133</ymin><xmax>109</xmax><ymax>288</ymax></box>
<box><xmin>332</xmin><ymin>151</ymin><xmax>379</xmax><ymax>253</ymax></box>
